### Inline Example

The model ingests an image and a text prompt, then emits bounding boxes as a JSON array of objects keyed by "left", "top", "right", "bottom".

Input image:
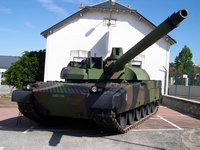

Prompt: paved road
[{"left": 0, "top": 106, "right": 200, "bottom": 150}]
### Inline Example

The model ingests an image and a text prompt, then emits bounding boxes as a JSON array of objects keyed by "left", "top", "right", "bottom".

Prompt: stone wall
[{"left": 162, "top": 95, "right": 200, "bottom": 115}]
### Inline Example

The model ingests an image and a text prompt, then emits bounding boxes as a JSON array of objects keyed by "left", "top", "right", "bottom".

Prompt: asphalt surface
[{"left": 0, "top": 106, "right": 200, "bottom": 150}]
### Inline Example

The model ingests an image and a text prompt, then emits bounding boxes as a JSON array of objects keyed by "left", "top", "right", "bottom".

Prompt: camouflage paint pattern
[{"left": 29, "top": 80, "right": 161, "bottom": 119}]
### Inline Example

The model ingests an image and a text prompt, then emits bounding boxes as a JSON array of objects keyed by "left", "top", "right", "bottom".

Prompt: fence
[
  {"left": 174, "top": 77, "right": 200, "bottom": 86},
  {"left": 169, "top": 71, "right": 200, "bottom": 100}
]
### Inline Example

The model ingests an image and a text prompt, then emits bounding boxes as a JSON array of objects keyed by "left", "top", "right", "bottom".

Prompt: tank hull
[{"left": 12, "top": 81, "right": 161, "bottom": 133}]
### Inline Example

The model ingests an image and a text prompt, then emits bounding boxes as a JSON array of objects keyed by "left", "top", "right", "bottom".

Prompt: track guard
[{"left": 12, "top": 90, "right": 33, "bottom": 103}]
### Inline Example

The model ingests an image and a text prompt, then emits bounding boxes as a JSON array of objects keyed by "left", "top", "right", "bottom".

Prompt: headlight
[
  {"left": 22, "top": 84, "right": 32, "bottom": 90},
  {"left": 91, "top": 86, "right": 97, "bottom": 92},
  {"left": 91, "top": 86, "right": 104, "bottom": 93},
  {"left": 26, "top": 84, "right": 31, "bottom": 90}
]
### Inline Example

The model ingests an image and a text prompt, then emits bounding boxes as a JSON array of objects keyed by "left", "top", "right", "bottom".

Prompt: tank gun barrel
[{"left": 108, "top": 9, "right": 188, "bottom": 74}]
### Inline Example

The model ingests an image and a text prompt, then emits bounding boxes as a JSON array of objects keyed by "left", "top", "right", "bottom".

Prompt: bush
[{"left": 4, "top": 50, "right": 45, "bottom": 88}]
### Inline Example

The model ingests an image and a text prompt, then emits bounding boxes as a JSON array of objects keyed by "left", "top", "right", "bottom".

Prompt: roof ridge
[
  {"left": 90, "top": 0, "right": 132, "bottom": 10},
  {"left": 0, "top": 55, "right": 19, "bottom": 57},
  {"left": 40, "top": 0, "right": 175, "bottom": 44}
]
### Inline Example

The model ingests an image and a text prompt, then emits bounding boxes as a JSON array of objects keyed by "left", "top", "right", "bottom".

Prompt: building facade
[{"left": 41, "top": 1, "right": 176, "bottom": 94}]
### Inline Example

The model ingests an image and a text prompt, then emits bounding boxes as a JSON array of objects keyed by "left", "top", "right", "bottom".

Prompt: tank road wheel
[
  {"left": 146, "top": 104, "right": 151, "bottom": 115},
  {"left": 127, "top": 109, "right": 135, "bottom": 125},
  {"left": 150, "top": 102, "right": 156, "bottom": 113},
  {"left": 117, "top": 112, "right": 127, "bottom": 129},
  {"left": 135, "top": 108, "right": 141, "bottom": 121},
  {"left": 141, "top": 106, "right": 147, "bottom": 118}
]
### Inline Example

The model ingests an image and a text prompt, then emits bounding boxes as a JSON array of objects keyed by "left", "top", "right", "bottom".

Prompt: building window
[
  {"left": 1, "top": 72, "right": 4, "bottom": 78},
  {"left": 131, "top": 60, "right": 142, "bottom": 68},
  {"left": 70, "top": 50, "right": 88, "bottom": 62},
  {"left": 73, "top": 57, "right": 86, "bottom": 62}
]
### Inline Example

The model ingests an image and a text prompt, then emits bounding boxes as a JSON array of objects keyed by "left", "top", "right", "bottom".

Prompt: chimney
[
  {"left": 111, "top": 0, "right": 115, "bottom": 5},
  {"left": 79, "top": 3, "right": 85, "bottom": 10}
]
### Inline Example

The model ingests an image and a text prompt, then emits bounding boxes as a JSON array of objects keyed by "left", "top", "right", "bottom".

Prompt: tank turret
[{"left": 60, "top": 9, "right": 188, "bottom": 82}]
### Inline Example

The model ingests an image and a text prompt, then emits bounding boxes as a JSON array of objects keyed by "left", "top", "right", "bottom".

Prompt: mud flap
[
  {"left": 88, "top": 94, "right": 113, "bottom": 109},
  {"left": 12, "top": 90, "right": 33, "bottom": 103}
]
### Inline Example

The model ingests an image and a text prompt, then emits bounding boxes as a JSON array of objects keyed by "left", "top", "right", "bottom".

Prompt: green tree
[
  {"left": 174, "top": 45, "right": 193, "bottom": 76},
  {"left": 4, "top": 49, "right": 46, "bottom": 88},
  {"left": 169, "top": 62, "right": 176, "bottom": 78}
]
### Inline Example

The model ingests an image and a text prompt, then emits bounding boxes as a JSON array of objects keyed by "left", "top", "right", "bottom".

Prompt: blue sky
[{"left": 0, "top": 0, "right": 199, "bottom": 63}]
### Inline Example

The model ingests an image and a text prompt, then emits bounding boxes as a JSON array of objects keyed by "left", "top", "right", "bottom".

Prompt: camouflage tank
[{"left": 12, "top": 9, "right": 188, "bottom": 133}]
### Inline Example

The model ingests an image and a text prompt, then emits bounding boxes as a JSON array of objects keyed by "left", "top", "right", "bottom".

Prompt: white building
[
  {"left": 41, "top": 0, "right": 176, "bottom": 94},
  {"left": 0, "top": 56, "right": 19, "bottom": 84}
]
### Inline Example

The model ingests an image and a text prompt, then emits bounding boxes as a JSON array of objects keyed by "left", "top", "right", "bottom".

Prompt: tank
[{"left": 12, "top": 9, "right": 188, "bottom": 133}]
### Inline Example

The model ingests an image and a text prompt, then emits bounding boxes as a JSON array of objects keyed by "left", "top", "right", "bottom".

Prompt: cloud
[
  {"left": 61, "top": 0, "right": 93, "bottom": 5},
  {"left": 25, "top": 22, "right": 34, "bottom": 28},
  {"left": 37, "top": 0, "right": 67, "bottom": 17},
  {"left": 0, "top": 6, "right": 11, "bottom": 13},
  {"left": 0, "top": 28, "right": 16, "bottom": 32}
]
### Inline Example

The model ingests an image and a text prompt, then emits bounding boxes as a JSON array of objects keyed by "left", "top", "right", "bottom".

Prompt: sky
[{"left": 0, "top": 0, "right": 199, "bottom": 63}]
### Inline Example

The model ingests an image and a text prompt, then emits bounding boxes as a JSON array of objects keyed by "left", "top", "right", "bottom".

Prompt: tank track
[
  {"left": 92, "top": 103, "right": 159, "bottom": 133},
  {"left": 17, "top": 103, "right": 57, "bottom": 125},
  {"left": 17, "top": 102, "right": 158, "bottom": 133}
]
